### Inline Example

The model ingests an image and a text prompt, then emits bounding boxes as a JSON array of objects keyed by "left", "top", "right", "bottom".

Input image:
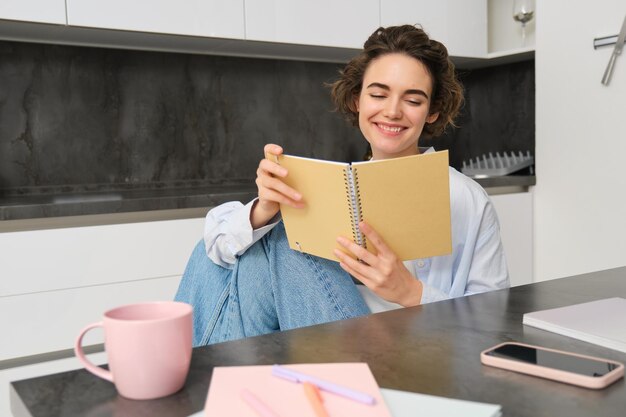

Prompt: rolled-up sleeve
[{"left": 204, "top": 199, "right": 280, "bottom": 268}]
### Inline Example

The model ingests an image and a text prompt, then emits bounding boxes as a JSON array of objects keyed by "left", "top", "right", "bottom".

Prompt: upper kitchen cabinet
[
  {"left": 0, "top": 0, "right": 66, "bottom": 25},
  {"left": 245, "top": 0, "right": 379, "bottom": 49},
  {"left": 65, "top": 0, "right": 245, "bottom": 39},
  {"left": 381, "top": 0, "right": 488, "bottom": 58}
]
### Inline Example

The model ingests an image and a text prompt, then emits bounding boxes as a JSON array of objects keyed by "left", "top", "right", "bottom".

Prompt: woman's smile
[
  {"left": 375, "top": 122, "right": 406, "bottom": 135},
  {"left": 357, "top": 53, "right": 439, "bottom": 160}
]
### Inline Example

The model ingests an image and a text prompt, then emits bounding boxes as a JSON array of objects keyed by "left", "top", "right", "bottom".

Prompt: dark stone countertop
[
  {"left": 0, "top": 181, "right": 258, "bottom": 221},
  {"left": 0, "top": 176, "right": 535, "bottom": 221},
  {"left": 10, "top": 266, "right": 626, "bottom": 417},
  {"left": 472, "top": 174, "right": 536, "bottom": 189}
]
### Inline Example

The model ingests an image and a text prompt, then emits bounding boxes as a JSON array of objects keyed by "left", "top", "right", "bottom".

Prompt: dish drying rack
[{"left": 461, "top": 151, "right": 534, "bottom": 177}]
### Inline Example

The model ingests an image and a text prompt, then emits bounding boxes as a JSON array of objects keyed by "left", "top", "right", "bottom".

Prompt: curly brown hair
[{"left": 330, "top": 24, "right": 464, "bottom": 138}]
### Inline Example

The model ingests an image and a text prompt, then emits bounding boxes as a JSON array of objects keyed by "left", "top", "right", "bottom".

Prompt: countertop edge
[{"left": 0, "top": 176, "right": 535, "bottom": 226}]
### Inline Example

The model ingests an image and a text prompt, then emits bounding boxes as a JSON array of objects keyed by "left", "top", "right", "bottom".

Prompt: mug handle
[{"left": 74, "top": 322, "right": 113, "bottom": 382}]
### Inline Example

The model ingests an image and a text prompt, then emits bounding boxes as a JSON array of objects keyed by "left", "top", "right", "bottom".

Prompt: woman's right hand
[{"left": 250, "top": 144, "right": 304, "bottom": 229}]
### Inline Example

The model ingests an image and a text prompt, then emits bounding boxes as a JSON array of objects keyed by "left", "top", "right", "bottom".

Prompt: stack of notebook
[{"left": 200, "top": 362, "right": 501, "bottom": 417}]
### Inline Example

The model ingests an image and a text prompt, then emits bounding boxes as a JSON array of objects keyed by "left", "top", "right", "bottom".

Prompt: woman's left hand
[{"left": 334, "top": 221, "right": 423, "bottom": 307}]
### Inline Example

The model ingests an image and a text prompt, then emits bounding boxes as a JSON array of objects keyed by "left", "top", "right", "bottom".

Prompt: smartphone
[{"left": 480, "top": 341, "right": 624, "bottom": 389}]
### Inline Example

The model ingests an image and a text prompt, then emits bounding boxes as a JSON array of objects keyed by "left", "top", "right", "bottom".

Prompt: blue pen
[{"left": 271, "top": 365, "right": 376, "bottom": 405}]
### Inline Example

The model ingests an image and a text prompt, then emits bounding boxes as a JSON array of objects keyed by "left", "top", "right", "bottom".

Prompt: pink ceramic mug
[{"left": 74, "top": 301, "right": 193, "bottom": 400}]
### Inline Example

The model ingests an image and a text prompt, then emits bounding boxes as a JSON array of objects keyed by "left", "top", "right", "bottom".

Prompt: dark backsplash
[
  {"left": 427, "top": 60, "right": 536, "bottom": 169},
  {"left": 0, "top": 40, "right": 534, "bottom": 193}
]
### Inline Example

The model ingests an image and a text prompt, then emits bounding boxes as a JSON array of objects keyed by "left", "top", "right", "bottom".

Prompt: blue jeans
[{"left": 174, "top": 222, "right": 370, "bottom": 346}]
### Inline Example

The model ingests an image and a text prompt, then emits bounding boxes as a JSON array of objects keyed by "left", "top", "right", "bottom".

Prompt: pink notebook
[{"left": 204, "top": 362, "right": 392, "bottom": 417}]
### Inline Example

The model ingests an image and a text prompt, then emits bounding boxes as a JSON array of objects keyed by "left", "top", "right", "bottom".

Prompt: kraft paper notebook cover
[
  {"left": 523, "top": 297, "right": 626, "bottom": 353},
  {"left": 203, "top": 362, "right": 392, "bottom": 417},
  {"left": 276, "top": 150, "right": 452, "bottom": 261}
]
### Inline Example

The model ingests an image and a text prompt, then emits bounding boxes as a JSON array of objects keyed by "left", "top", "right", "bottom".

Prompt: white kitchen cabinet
[
  {"left": 0, "top": 218, "right": 204, "bottom": 297},
  {"left": 244, "top": 0, "right": 379, "bottom": 49},
  {"left": 490, "top": 191, "right": 534, "bottom": 287},
  {"left": 0, "top": 0, "right": 66, "bottom": 25},
  {"left": 0, "top": 217, "right": 204, "bottom": 362},
  {"left": 0, "top": 276, "right": 181, "bottom": 361},
  {"left": 381, "top": 0, "right": 488, "bottom": 58},
  {"left": 0, "top": 1, "right": 525, "bottom": 66},
  {"left": 66, "top": 0, "right": 244, "bottom": 39}
]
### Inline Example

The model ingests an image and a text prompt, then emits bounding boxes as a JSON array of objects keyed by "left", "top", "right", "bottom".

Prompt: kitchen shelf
[
  {"left": 454, "top": 46, "right": 535, "bottom": 69},
  {"left": 1, "top": 18, "right": 534, "bottom": 67}
]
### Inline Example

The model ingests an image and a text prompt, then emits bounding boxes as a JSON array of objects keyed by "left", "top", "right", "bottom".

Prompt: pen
[
  {"left": 271, "top": 365, "right": 376, "bottom": 405},
  {"left": 241, "top": 389, "right": 282, "bottom": 417},
  {"left": 303, "top": 382, "right": 331, "bottom": 417}
]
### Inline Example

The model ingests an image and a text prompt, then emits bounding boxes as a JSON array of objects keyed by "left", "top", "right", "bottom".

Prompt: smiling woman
[
  {"left": 175, "top": 24, "right": 509, "bottom": 347},
  {"left": 356, "top": 54, "right": 439, "bottom": 160},
  {"left": 330, "top": 25, "right": 463, "bottom": 140}
]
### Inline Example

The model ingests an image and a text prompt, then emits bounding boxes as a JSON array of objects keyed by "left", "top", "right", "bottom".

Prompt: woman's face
[{"left": 356, "top": 53, "right": 439, "bottom": 160}]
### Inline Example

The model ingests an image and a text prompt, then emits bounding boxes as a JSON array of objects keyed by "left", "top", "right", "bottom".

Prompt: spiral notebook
[
  {"left": 276, "top": 150, "right": 452, "bottom": 261},
  {"left": 196, "top": 363, "right": 500, "bottom": 417}
]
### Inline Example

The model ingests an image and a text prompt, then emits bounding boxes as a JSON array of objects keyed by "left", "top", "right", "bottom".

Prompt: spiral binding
[{"left": 344, "top": 167, "right": 366, "bottom": 249}]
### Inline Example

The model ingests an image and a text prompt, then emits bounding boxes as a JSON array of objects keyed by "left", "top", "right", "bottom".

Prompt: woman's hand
[
  {"left": 333, "top": 221, "right": 423, "bottom": 307},
  {"left": 250, "top": 144, "right": 304, "bottom": 229}
]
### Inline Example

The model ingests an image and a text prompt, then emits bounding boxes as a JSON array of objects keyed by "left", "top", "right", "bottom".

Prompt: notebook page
[
  {"left": 278, "top": 154, "right": 355, "bottom": 261},
  {"left": 353, "top": 151, "right": 452, "bottom": 261}
]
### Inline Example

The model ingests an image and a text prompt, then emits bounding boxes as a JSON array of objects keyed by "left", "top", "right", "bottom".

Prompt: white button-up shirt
[{"left": 203, "top": 166, "right": 509, "bottom": 313}]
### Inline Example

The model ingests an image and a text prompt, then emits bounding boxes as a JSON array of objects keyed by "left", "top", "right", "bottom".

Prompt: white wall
[{"left": 535, "top": 0, "right": 626, "bottom": 281}]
